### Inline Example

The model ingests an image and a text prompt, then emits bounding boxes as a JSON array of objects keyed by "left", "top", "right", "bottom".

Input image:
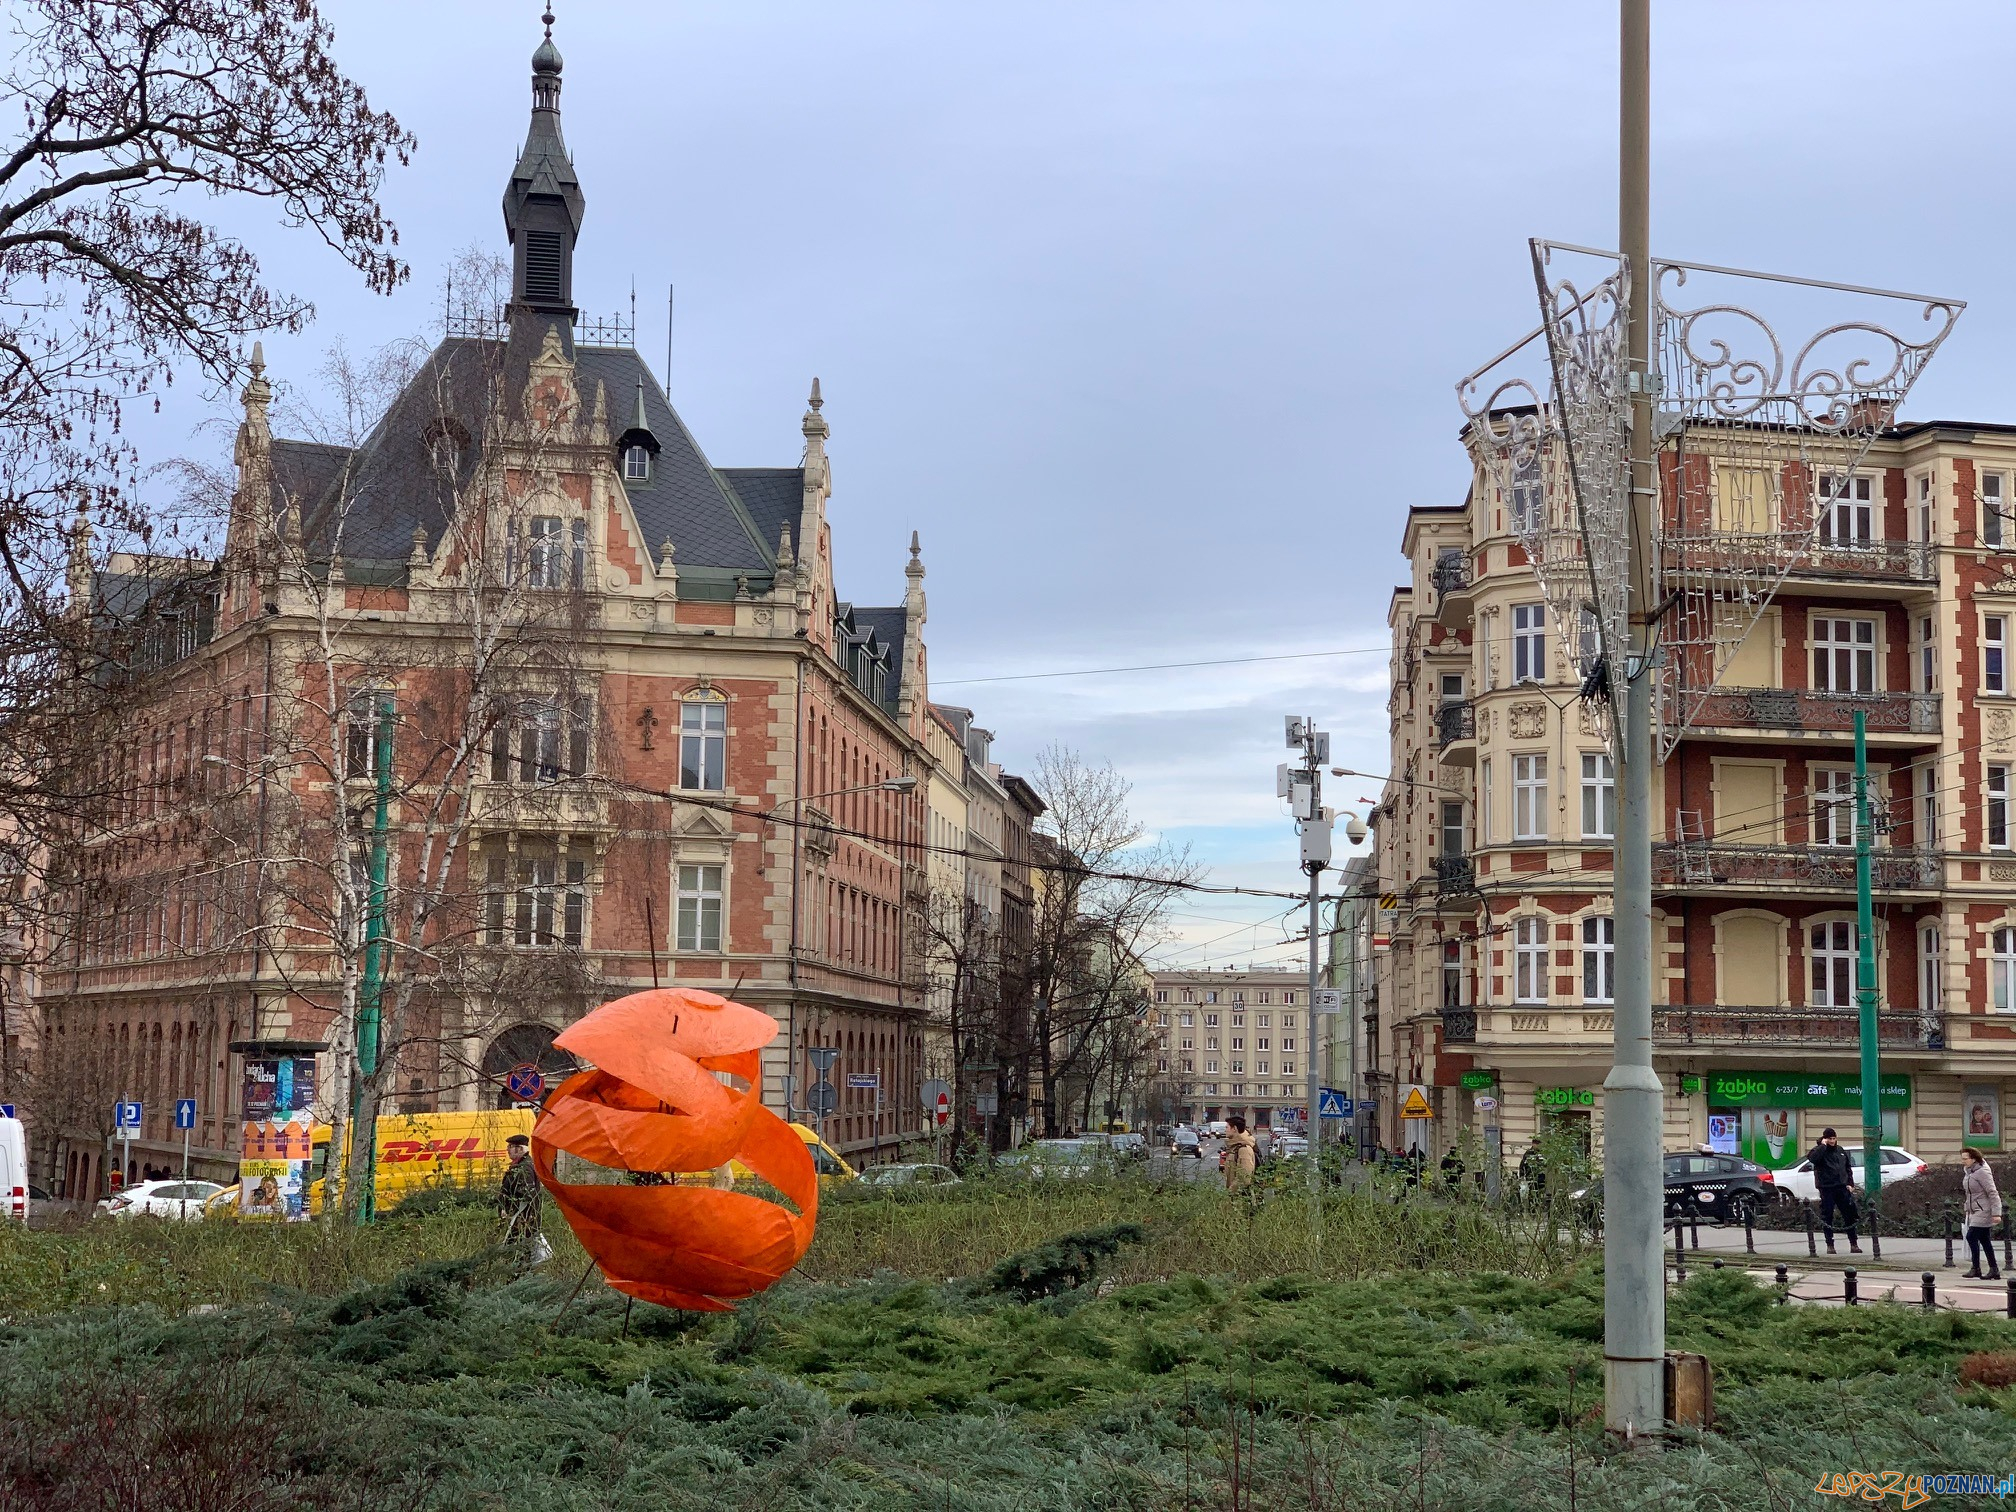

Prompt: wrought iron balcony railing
[
  {"left": 1434, "top": 855, "right": 1476, "bottom": 895},
  {"left": 1439, "top": 1006, "right": 1477, "bottom": 1044},
  {"left": 1436, "top": 701, "right": 1476, "bottom": 749},
  {"left": 1432, "top": 556, "right": 1470, "bottom": 596},
  {"left": 1687, "top": 687, "right": 1939, "bottom": 737},
  {"left": 1654, "top": 842, "right": 1940, "bottom": 892},
  {"left": 1653, "top": 1006, "right": 1946, "bottom": 1051}
]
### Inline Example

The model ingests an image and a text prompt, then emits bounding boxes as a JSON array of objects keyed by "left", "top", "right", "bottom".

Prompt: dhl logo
[{"left": 379, "top": 1137, "right": 505, "bottom": 1164}]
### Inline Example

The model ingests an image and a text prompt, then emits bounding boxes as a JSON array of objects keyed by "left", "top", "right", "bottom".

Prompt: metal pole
[
  {"left": 353, "top": 695, "right": 395, "bottom": 1225},
  {"left": 1603, "top": 0, "right": 1666, "bottom": 1438},
  {"left": 1853, "top": 711, "right": 1883, "bottom": 1200},
  {"left": 1307, "top": 852, "right": 1322, "bottom": 1199}
]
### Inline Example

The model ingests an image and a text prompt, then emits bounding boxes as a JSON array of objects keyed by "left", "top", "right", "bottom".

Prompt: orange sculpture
[{"left": 531, "top": 986, "right": 817, "bottom": 1311}]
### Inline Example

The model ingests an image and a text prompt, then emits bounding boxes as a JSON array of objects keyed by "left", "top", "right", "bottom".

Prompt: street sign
[
  {"left": 846, "top": 1072, "right": 880, "bottom": 1090},
  {"left": 506, "top": 1063, "right": 546, "bottom": 1103},
  {"left": 1400, "top": 1086, "right": 1434, "bottom": 1119},
  {"left": 918, "top": 1078, "right": 950, "bottom": 1111},
  {"left": 0, "top": 1103, "right": 13, "bottom": 1119},
  {"left": 115, "top": 1101, "right": 142, "bottom": 1130},
  {"left": 1317, "top": 1089, "right": 1353, "bottom": 1119},
  {"left": 807, "top": 1081, "right": 838, "bottom": 1115},
  {"left": 975, "top": 1091, "right": 999, "bottom": 1116},
  {"left": 1312, "top": 988, "right": 1343, "bottom": 1014},
  {"left": 1358, "top": 1097, "right": 1379, "bottom": 1112},
  {"left": 807, "top": 1046, "right": 841, "bottom": 1073},
  {"left": 933, "top": 1092, "right": 951, "bottom": 1127},
  {"left": 174, "top": 1098, "right": 197, "bottom": 1131}
]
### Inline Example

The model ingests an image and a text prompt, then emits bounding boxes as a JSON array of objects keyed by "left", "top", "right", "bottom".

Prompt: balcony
[
  {"left": 1685, "top": 687, "right": 1939, "bottom": 741},
  {"left": 467, "top": 781, "right": 613, "bottom": 835},
  {"left": 1653, "top": 1006, "right": 1946, "bottom": 1052},
  {"left": 1439, "top": 1006, "right": 1477, "bottom": 1044},
  {"left": 1653, "top": 842, "right": 1940, "bottom": 894},
  {"left": 1667, "top": 532, "right": 1936, "bottom": 594},
  {"left": 1435, "top": 701, "right": 1477, "bottom": 766},
  {"left": 1432, "top": 555, "right": 1475, "bottom": 629},
  {"left": 1434, "top": 854, "right": 1476, "bottom": 897}
]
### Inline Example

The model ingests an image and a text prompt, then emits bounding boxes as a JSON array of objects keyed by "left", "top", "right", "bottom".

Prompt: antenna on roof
[{"left": 664, "top": 283, "right": 675, "bottom": 394}]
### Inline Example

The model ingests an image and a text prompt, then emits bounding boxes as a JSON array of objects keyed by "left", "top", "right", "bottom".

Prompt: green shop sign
[
  {"left": 1459, "top": 1071, "right": 1497, "bottom": 1090},
  {"left": 1706, "top": 1071, "right": 1911, "bottom": 1110},
  {"left": 1535, "top": 1087, "right": 1595, "bottom": 1107}
]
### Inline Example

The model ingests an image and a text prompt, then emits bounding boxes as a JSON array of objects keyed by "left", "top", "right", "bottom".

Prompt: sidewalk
[{"left": 1669, "top": 1221, "right": 2014, "bottom": 1314}]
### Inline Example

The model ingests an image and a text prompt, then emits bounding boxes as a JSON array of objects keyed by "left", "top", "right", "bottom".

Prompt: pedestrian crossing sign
[{"left": 1400, "top": 1086, "right": 1434, "bottom": 1119}]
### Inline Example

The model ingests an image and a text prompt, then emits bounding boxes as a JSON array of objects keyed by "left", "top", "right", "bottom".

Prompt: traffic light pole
[
  {"left": 1854, "top": 712, "right": 1883, "bottom": 1199},
  {"left": 1602, "top": 0, "right": 1667, "bottom": 1438}
]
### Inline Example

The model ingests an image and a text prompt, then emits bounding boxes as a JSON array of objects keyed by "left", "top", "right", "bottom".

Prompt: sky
[{"left": 136, "top": 0, "right": 2016, "bottom": 971}]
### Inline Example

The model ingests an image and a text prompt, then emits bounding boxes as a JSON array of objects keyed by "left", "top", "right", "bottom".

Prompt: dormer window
[{"left": 623, "top": 445, "right": 650, "bottom": 482}]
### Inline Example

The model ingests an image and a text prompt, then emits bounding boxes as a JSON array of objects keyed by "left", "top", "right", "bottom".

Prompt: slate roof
[{"left": 259, "top": 318, "right": 797, "bottom": 582}]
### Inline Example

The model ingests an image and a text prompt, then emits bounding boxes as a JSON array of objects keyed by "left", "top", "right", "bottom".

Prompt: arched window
[
  {"left": 481, "top": 1023, "right": 580, "bottom": 1111},
  {"left": 679, "top": 693, "right": 727, "bottom": 791}
]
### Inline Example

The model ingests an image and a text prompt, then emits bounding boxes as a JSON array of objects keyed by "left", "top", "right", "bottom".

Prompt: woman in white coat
[{"left": 1962, "top": 1148, "right": 2002, "bottom": 1281}]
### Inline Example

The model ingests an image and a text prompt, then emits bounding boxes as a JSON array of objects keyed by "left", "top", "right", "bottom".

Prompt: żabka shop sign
[{"left": 1706, "top": 1072, "right": 1911, "bottom": 1110}]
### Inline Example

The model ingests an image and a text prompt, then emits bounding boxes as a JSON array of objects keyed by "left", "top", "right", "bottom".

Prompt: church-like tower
[{"left": 502, "top": 8, "right": 586, "bottom": 319}]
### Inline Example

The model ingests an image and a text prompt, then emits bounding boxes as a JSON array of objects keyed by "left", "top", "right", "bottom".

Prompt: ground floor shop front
[{"left": 1384, "top": 1052, "right": 2016, "bottom": 1175}]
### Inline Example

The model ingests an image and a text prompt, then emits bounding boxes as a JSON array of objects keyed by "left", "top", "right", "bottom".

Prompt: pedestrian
[
  {"left": 1222, "top": 1116, "right": 1257, "bottom": 1192},
  {"left": 498, "top": 1132, "right": 547, "bottom": 1262},
  {"left": 1440, "top": 1147, "right": 1465, "bottom": 1189},
  {"left": 1805, "top": 1126, "right": 1861, "bottom": 1254},
  {"left": 1962, "top": 1148, "right": 2003, "bottom": 1280}
]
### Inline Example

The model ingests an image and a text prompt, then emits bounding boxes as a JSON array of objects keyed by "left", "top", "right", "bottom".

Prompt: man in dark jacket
[
  {"left": 1806, "top": 1126, "right": 1860, "bottom": 1254},
  {"left": 499, "top": 1133, "right": 543, "bottom": 1251}
]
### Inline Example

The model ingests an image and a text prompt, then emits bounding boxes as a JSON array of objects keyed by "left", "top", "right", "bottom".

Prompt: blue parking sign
[
  {"left": 175, "top": 1098, "right": 197, "bottom": 1131},
  {"left": 115, "top": 1101, "right": 142, "bottom": 1130}
]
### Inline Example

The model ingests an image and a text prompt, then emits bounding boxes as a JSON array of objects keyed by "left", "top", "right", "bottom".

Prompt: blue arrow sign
[
  {"left": 115, "top": 1101, "right": 142, "bottom": 1130},
  {"left": 0, "top": 1103, "right": 14, "bottom": 1119},
  {"left": 174, "top": 1098, "right": 197, "bottom": 1131},
  {"left": 1317, "top": 1089, "right": 1353, "bottom": 1119}
]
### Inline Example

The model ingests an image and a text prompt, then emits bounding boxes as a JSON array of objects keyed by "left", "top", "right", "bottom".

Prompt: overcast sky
[{"left": 146, "top": 1, "right": 2016, "bottom": 969}]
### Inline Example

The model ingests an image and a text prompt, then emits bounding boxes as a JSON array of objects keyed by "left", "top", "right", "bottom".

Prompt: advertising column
[{"left": 239, "top": 1055, "right": 318, "bottom": 1218}]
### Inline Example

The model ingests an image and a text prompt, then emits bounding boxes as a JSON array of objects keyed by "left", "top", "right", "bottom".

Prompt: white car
[
  {"left": 857, "top": 1163, "right": 961, "bottom": 1188},
  {"left": 1770, "top": 1146, "right": 1926, "bottom": 1204},
  {"left": 1274, "top": 1135, "right": 1311, "bottom": 1158},
  {"left": 98, "top": 1179, "right": 226, "bottom": 1220}
]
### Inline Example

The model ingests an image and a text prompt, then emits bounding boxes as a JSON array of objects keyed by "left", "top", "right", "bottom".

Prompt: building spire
[{"left": 504, "top": 4, "right": 585, "bottom": 318}]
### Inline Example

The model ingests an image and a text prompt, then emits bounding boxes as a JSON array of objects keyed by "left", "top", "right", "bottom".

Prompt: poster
[
  {"left": 1706, "top": 1114, "right": 1739, "bottom": 1155},
  {"left": 1965, "top": 1085, "right": 2002, "bottom": 1151}
]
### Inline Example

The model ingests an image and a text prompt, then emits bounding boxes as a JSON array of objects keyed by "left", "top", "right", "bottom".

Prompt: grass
[{"left": 4, "top": 1179, "right": 2016, "bottom": 1508}]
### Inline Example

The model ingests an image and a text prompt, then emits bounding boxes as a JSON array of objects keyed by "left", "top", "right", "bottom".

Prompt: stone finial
[
  {"left": 777, "top": 521, "right": 795, "bottom": 572},
  {"left": 802, "top": 376, "right": 828, "bottom": 443},
  {"left": 282, "top": 497, "right": 303, "bottom": 547},
  {"left": 408, "top": 525, "right": 429, "bottom": 568},
  {"left": 658, "top": 538, "right": 676, "bottom": 573},
  {"left": 64, "top": 494, "right": 91, "bottom": 607},
  {"left": 735, "top": 572, "right": 751, "bottom": 601},
  {"left": 903, "top": 529, "right": 926, "bottom": 619},
  {"left": 907, "top": 529, "right": 924, "bottom": 579}
]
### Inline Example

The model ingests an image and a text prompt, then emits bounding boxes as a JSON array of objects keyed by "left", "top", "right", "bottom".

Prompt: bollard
[
  {"left": 1844, "top": 1268, "right": 1859, "bottom": 1307},
  {"left": 1744, "top": 1204, "right": 1756, "bottom": 1255},
  {"left": 1691, "top": 1215, "right": 1701, "bottom": 1250},
  {"left": 1774, "top": 1262, "right": 1790, "bottom": 1303},
  {"left": 1712, "top": 1258, "right": 1724, "bottom": 1270},
  {"left": 2007, "top": 1277, "right": 2016, "bottom": 1320},
  {"left": 1923, "top": 1272, "right": 1937, "bottom": 1311},
  {"left": 1673, "top": 1222, "right": 1687, "bottom": 1282},
  {"left": 1804, "top": 1200, "right": 1818, "bottom": 1258},
  {"left": 2005, "top": 1202, "right": 2013, "bottom": 1274},
  {"left": 1945, "top": 1204, "right": 1956, "bottom": 1270}
]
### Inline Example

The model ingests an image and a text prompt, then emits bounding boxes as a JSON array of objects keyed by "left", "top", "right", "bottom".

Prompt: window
[
  {"left": 343, "top": 689, "right": 392, "bottom": 781},
  {"left": 1991, "top": 765, "right": 2010, "bottom": 850},
  {"left": 1580, "top": 752, "right": 1616, "bottom": 840},
  {"left": 1916, "top": 472, "right": 1935, "bottom": 545},
  {"left": 1206, "top": 1036, "right": 1220, "bottom": 1051},
  {"left": 1178, "top": 1011, "right": 1193, "bottom": 1027},
  {"left": 1510, "top": 455, "right": 1542, "bottom": 534},
  {"left": 1919, "top": 923, "right": 1942, "bottom": 1015},
  {"left": 1812, "top": 769, "right": 1856, "bottom": 847},
  {"left": 1987, "top": 615, "right": 2007, "bottom": 695},
  {"left": 623, "top": 445, "right": 651, "bottom": 482},
  {"left": 679, "top": 696, "right": 727, "bottom": 791},
  {"left": 1812, "top": 617, "right": 1876, "bottom": 693},
  {"left": 1231, "top": 1037, "right": 1245, "bottom": 1051},
  {"left": 1809, "top": 920, "right": 1855, "bottom": 1008},
  {"left": 1441, "top": 801, "right": 1465, "bottom": 858},
  {"left": 1994, "top": 927, "right": 2016, "bottom": 1012},
  {"left": 1205, "top": 1060, "right": 1220, "bottom": 1075},
  {"left": 1986, "top": 472, "right": 2008, "bottom": 548},
  {"left": 511, "top": 515, "right": 588, "bottom": 589},
  {"left": 1204, "top": 1012, "right": 1219, "bottom": 1026},
  {"left": 1514, "top": 917, "right": 1547, "bottom": 1003},
  {"left": 1918, "top": 764, "right": 1939, "bottom": 849},
  {"left": 1281, "top": 1037, "right": 1295, "bottom": 1052},
  {"left": 1817, "top": 473, "right": 1874, "bottom": 544},
  {"left": 676, "top": 863, "right": 724, "bottom": 952},
  {"left": 1480, "top": 758, "right": 1493, "bottom": 845},
  {"left": 1283, "top": 992, "right": 1295, "bottom": 1005},
  {"left": 1440, "top": 673, "right": 1465, "bottom": 703},
  {"left": 1256, "top": 1037, "right": 1270, "bottom": 1050},
  {"left": 1258, "top": 1012, "right": 1271, "bottom": 1026},
  {"left": 512, "top": 855, "right": 587, "bottom": 948},
  {"left": 1917, "top": 616, "right": 1938, "bottom": 693},
  {"left": 1513, "top": 754, "right": 1548, "bottom": 841},
  {"left": 1441, "top": 939, "right": 1462, "bottom": 1008},
  {"left": 1206, "top": 991, "right": 1218, "bottom": 1004},
  {"left": 1581, "top": 916, "right": 1615, "bottom": 1003},
  {"left": 491, "top": 696, "right": 591, "bottom": 784},
  {"left": 1155, "top": 989, "right": 1168, "bottom": 1003},
  {"left": 1512, "top": 603, "right": 1547, "bottom": 683},
  {"left": 1281, "top": 1061, "right": 1295, "bottom": 1077}
]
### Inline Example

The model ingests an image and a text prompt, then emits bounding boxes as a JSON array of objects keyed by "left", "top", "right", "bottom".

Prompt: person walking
[
  {"left": 1806, "top": 1127, "right": 1860, "bottom": 1254},
  {"left": 1962, "top": 1148, "right": 2003, "bottom": 1280},
  {"left": 498, "top": 1133, "right": 547, "bottom": 1262},
  {"left": 1222, "top": 1116, "right": 1257, "bottom": 1192}
]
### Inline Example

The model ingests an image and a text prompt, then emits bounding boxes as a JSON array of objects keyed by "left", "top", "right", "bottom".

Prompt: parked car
[
  {"left": 98, "top": 1179, "right": 226, "bottom": 1221},
  {"left": 1273, "top": 1135, "right": 1310, "bottom": 1158},
  {"left": 998, "top": 1139, "right": 1104, "bottom": 1178},
  {"left": 1770, "top": 1146, "right": 1926, "bottom": 1204},
  {"left": 1107, "top": 1132, "right": 1148, "bottom": 1160},
  {"left": 857, "top": 1163, "right": 961, "bottom": 1188},
  {"left": 0, "top": 1115, "right": 27, "bottom": 1222},
  {"left": 1572, "top": 1152, "right": 1778, "bottom": 1225}
]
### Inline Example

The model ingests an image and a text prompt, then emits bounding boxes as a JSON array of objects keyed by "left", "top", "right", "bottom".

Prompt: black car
[{"left": 1573, "top": 1151, "right": 1778, "bottom": 1225}]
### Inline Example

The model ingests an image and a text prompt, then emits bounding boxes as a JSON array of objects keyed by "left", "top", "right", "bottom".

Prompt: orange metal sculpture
[{"left": 531, "top": 987, "right": 817, "bottom": 1311}]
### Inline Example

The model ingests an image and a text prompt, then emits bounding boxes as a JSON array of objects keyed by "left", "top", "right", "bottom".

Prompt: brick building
[
  {"left": 1374, "top": 416, "right": 2016, "bottom": 1173},
  {"left": 30, "top": 22, "right": 1017, "bottom": 1193}
]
